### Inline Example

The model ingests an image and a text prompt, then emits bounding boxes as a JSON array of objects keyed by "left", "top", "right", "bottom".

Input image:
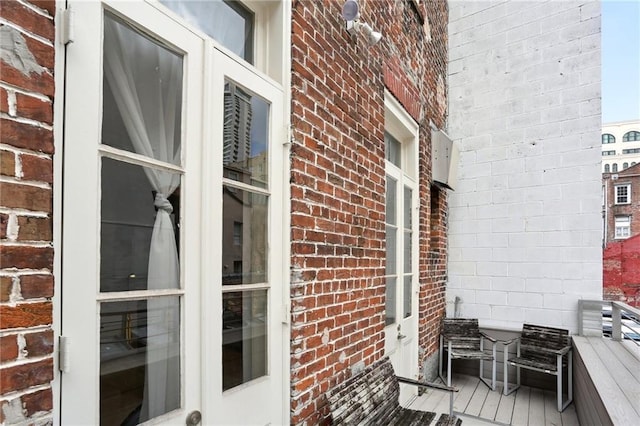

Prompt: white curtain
[{"left": 104, "top": 18, "right": 181, "bottom": 421}]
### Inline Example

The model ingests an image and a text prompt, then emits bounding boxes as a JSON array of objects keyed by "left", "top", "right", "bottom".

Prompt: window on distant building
[
  {"left": 613, "top": 163, "right": 619, "bottom": 172},
  {"left": 602, "top": 134, "right": 615, "bottom": 144},
  {"left": 623, "top": 162, "right": 629, "bottom": 169},
  {"left": 615, "top": 184, "right": 631, "bottom": 204},
  {"left": 602, "top": 150, "right": 616, "bottom": 156},
  {"left": 615, "top": 216, "right": 631, "bottom": 239},
  {"left": 622, "top": 148, "right": 640, "bottom": 154},
  {"left": 623, "top": 131, "right": 640, "bottom": 142},
  {"left": 633, "top": 162, "right": 637, "bottom": 167},
  {"left": 604, "top": 164, "right": 610, "bottom": 172}
]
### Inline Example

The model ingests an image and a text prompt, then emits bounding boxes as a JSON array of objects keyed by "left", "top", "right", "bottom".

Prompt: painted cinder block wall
[
  {"left": 447, "top": 0, "right": 603, "bottom": 332},
  {"left": 0, "top": 0, "right": 56, "bottom": 423},
  {"left": 289, "top": 0, "right": 449, "bottom": 424}
]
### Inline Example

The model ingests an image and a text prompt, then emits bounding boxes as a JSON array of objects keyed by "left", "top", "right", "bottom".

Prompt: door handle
[
  {"left": 186, "top": 410, "right": 202, "bottom": 426},
  {"left": 397, "top": 324, "right": 407, "bottom": 340}
]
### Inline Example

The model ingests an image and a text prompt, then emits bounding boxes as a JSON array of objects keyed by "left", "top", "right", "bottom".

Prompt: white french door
[
  {"left": 61, "top": 1, "right": 286, "bottom": 424},
  {"left": 383, "top": 96, "right": 420, "bottom": 405}
]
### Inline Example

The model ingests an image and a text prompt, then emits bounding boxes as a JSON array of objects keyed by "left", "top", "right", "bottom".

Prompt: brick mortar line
[
  {"left": 0, "top": 18, "right": 54, "bottom": 48},
  {"left": 17, "top": 0, "right": 55, "bottom": 20},
  {"left": 0, "top": 176, "right": 51, "bottom": 189},
  {"left": 0, "top": 208, "right": 49, "bottom": 218},
  {"left": 0, "top": 380, "right": 52, "bottom": 400},
  {"left": 0, "top": 82, "right": 52, "bottom": 103},
  {"left": 0, "top": 113, "right": 53, "bottom": 131},
  {"left": 0, "top": 144, "right": 53, "bottom": 159},
  {"left": 0, "top": 325, "right": 53, "bottom": 339}
]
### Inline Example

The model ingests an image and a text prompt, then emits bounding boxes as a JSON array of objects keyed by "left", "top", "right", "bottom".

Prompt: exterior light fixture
[{"left": 341, "top": 0, "right": 383, "bottom": 46}]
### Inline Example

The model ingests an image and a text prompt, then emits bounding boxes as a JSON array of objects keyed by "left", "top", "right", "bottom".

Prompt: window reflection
[
  {"left": 100, "top": 298, "right": 180, "bottom": 425},
  {"left": 223, "top": 81, "right": 269, "bottom": 188},
  {"left": 222, "top": 186, "right": 267, "bottom": 285},
  {"left": 222, "top": 290, "right": 267, "bottom": 390},
  {"left": 101, "top": 159, "right": 180, "bottom": 292},
  {"left": 161, "top": 0, "right": 254, "bottom": 63}
]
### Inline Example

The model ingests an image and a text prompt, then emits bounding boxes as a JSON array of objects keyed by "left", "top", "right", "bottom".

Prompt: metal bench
[
  {"left": 503, "top": 323, "right": 573, "bottom": 412},
  {"left": 326, "top": 356, "right": 462, "bottom": 425},
  {"left": 439, "top": 318, "right": 497, "bottom": 391}
]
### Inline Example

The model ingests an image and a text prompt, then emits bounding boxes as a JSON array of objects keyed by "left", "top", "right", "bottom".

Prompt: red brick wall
[
  {"left": 289, "top": 1, "right": 448, "bottom": 424},
  {"left": 0, "top": 1, "right": 56, "bottom": 423},
  {"left": 603, "top": 234, "right": 640, "bottom": 307}
]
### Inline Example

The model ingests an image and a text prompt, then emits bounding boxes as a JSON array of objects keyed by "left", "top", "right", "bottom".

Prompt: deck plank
[
  {"left": 560, "top": 403, "right": 579, "bottom": 426},
  {"left": 494, "top": 385, "right": 516, "bottom": 425},
  {"left": 527, "top": 388, "right": 545, "bottom": 426},
  {"left": 465, "top": 382, "right": 490, "bottom": 417},
  {"left": 542, "top": 389, "right": 562, "bottom": 426},
  {"left": 407, "top": 374, "right": 579, "bottom": 425},
  {"left": 588, "top": 337, "right": 640, "bottom": 416},
  {"left": 479, "top": 383, "right": 503, "bottom": 422},
  {"left": 572, "top": 336, "right": 640, "bottom": 425},
  {"left": 511, "top": 386, "right": 530, "bottom": 426},
  {"left": 453, "top": 374, "right": 478, "bottom": 413}
]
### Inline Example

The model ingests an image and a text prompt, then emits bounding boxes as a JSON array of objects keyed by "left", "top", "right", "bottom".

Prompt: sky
[{"left": 602, "top": 0, "right": 640, "bottom": 123}]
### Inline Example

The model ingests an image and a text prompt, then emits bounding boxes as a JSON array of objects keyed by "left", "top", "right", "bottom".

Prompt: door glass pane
[
  {"left": 100, "top": 297, "right": 180, "bottom": 425},
  {"left": 222, "top": 186, "right": 268, "bottom": 285},
  {"left": 223, "top": 81, "right": 269, "bottom": 189},
  {"left": 385, "top": 277, "right": 396, "bottom": 326},
  {"left": 103, "top": 14, "right": 183, "bottom": 166},
  {"left": 385, "top": 132, "right": 401, "bottom": 167},
  {"left": 161, "top": 0, "right": 254, "bottom": 63},
  {"left": 223, "top": 290, "right": 268, "bottom": 390},
  {"left": 385, "top": 225, "right": 397, "bottom": 275},
  {"left": 403, "top": 275, "right": 412, "bottom": 318},
  {"left": 386, "top": 176, "right": 397, "bottom": 225},
  {"left": 101, "top": 158, "right": 180, "bottom": 292}
]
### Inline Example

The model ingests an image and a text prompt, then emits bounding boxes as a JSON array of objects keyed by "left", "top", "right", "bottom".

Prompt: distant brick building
[
  {"left": 603, "top": 162, "right": 640, "bottom": 245},
  {"left": 602, "top": 162, "right": 640, "bottom": 307},
  {"left": 603, "top": 234, "right": 640, "bottom": 307}
]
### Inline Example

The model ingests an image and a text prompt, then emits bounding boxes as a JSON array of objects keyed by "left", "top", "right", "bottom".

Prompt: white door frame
[{"left": 60, "top": 1, "right": 290, "bottom": 424}]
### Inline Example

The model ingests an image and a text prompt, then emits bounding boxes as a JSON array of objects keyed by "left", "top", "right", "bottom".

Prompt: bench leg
[
  {"left": 556, "top": 350, "right": 574, "bottom": 412},
  {"left": 503, "top": 342, "right": 520, "bottom": 396},
  {"left": 478, "top": 342, "right": 496, "bottom": 391}
]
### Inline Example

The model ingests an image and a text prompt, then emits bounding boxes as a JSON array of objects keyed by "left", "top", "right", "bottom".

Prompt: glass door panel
[
  {"left": 99, "top": 12, "right": 185, "bottom": 424},
  {"left": 62, "top": 2, "right": 204, "bottom": 424}
]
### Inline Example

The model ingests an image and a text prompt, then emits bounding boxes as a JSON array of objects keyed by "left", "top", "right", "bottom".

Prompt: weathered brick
[
  {"left": 0, "top": 1, "right": 55, "bottom": 42},
  {"left": 24, "top": 329, "right": 54, "bottom": 357},
  {"left": 0, "top": 182, "right": 52, "bottom": 212},
  {"left": 0, "top": 275, "right": 13, "bottom": 302},
  {"left": 0, "top": 358, "right": 53, "bottom": 394},
  {"left": 0, "top": 150, "right": 15, "bottom": 177},
  {"left": 0, "top": 87, "right": 8, "bottom": 114},
  {"left": 27, "top": 1, "right": 56, "bottom": 18},
  {"left": 0, "top": 334, "right": 19, "bottom": 362},
  {"left": 17, "top": 216, "right": 52, "bottom": 242},
  {"left": 22, "top": 387, "right": 53, "bottom": 417},
  {"left": 20, "top": 154, "right": 53, "bottom": 184},
  {"left": 0, "top": 213, "right": 7, "bottom": 240},
  {"left": 0, "top": 245, "right": 53, "bottom": 270},
  {"left": 0, "top": 118, "right": 54, "bottom": 154},
  {"left": 20, "top": 274, "right": 53, "bottom": 299},
  {"left": 0, "top": 302, "right": 52, "bottom": 329},
  {"left": 15, "top": 93, "right": 53, "bottom": 124}
]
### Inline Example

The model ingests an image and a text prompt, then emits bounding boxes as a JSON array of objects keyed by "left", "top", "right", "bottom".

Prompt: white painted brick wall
[{"left": 447, "top": 0, "right": 602, "bottom": 333}]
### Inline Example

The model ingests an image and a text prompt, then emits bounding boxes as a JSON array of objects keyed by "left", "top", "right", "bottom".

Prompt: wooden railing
[{"left": 578, "top": 299, "right": 640, "bottom": 344}]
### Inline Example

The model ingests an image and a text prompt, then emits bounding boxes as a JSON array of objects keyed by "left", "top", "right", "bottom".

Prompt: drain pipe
[{"left": 454, "top": 296, "right": 461, "bottom": 318}]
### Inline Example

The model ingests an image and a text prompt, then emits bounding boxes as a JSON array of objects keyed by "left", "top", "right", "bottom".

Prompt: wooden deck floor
[{"left": 406, "top": 375, "right": 579, "bottom": 426}]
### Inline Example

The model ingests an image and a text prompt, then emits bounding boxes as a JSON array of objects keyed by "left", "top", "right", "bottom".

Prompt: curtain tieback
[{"left": 154, "top": 193, "right": 173, "bottom": 214}]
